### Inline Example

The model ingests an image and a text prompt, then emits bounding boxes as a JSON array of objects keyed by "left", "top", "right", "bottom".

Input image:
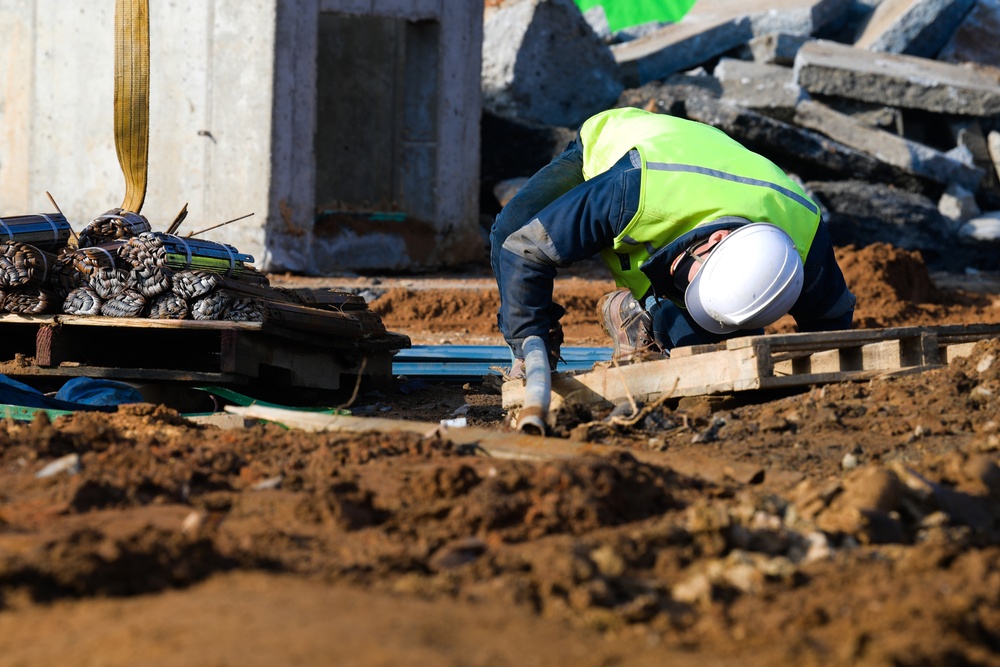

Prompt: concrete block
[
  {"left": 793, "top": 39, "right": 1000, "bottom": 116},
  {"left": 938, "top": 182, "right": 981, "bottom": 221},
  {"left": 1, "top": 0, "right": 485, "bottom": 274},
  {"left": 854, "top": 0, "right": 976, "bottom": 57},
  {"left": 0, "top": 0, "right": 34, "bottom": 213},
  {"left": 793, "top": 99, "right": 986, "bottom": 191},
  {"left": 807, "top": 179, "right": 953, "bottom": 261},
  {"left": 749, "top": 31, "right": 811, "bottom": 65},
  {"left": 612, "top": 0, "right": 851, "bottom": 85},
  {"left": 938, "top": 0, "right": 1000, "bottom": 69},
  {"left": 683, "top": 95, "right": 925, "bottom": 191},
  {"left": 989, "top": 131, "right": 1000, "bottom": 181},
  {"left": 714, "top": 58, "right": 805, "bottom": 122},
  {"left": 481, "top": 0, "right": 623, "bottom": 128},
  {"left": 959, "top": 210, "right": 1000, "bottom": 240}
]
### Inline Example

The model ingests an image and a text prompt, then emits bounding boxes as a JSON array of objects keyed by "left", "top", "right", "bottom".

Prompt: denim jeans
[{"left": 490, "top": 142, "right": 585, "bottom": 353}]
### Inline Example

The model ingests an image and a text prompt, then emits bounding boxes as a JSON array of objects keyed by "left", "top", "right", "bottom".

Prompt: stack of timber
[
  {"left": 0, "top": 209, "right": 409, "bottom": 394},
  {"left": 502, "top": 323, "right": 1000, "bottom": 412}
]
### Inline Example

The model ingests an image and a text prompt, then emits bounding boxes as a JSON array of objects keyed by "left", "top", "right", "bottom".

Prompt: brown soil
[{"left": 2, "top": 243, "right": 1000, "bottom": 666}]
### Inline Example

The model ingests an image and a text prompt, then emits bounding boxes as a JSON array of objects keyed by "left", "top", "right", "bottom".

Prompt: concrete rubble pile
[{"left": 482, "top": 0, "right": 1000, "bottom": 272}]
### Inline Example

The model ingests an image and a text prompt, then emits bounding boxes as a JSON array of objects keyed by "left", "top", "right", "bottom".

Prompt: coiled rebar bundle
[
  {"left": 147, "top": 292, "right": 189, "bottom": 319},
  {"left": 100, "top": 289, "right": 147, "bottom": 318},
  {"left": 3, "top": 287, "right": 59, "bottom": 314},
  {"left": 78, "top": 209, "right": 151, "bottom": 248},
  {"left": 0, "top": 241, "right": 57, "bottom": 289},
  {"left": 62, "top": 285, "right": 103, "bottom": 316}
]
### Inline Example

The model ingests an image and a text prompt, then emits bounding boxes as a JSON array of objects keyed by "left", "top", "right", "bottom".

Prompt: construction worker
[{"left": 491, "top": 106, "right": 855, "bottom": 373}]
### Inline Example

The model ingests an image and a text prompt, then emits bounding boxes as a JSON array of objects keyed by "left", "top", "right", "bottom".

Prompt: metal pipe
[{"left": 518, "top": 335, "right": 551, "bottom": 435}]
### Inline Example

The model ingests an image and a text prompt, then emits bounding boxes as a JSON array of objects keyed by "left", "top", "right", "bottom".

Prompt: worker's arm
[
  {"left": 496, "top": 151, "right": 641, "bottom": 358},
  {"left": 788, "top": 221, "right": 856, "bottom": 332}
]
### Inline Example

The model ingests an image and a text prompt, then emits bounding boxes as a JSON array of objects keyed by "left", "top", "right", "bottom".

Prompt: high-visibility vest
[{"left": 580, "top": 107, "right": 821, "bottom": 298}]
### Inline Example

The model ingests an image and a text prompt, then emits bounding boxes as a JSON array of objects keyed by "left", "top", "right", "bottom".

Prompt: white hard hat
[{"left": 685, "top": 223, "right": 804, "bottom": 334}]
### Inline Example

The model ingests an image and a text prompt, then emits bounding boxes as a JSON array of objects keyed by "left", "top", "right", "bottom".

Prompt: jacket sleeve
[{"left": 496, "top": 152, "right": 641, "bottom": 357}]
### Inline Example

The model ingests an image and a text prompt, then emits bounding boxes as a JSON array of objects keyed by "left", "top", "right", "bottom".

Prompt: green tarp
[{"left": 574, "top": 0, "right": 697, "bottom": 32}]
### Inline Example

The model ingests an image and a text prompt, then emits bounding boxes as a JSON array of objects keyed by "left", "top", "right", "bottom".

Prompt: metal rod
[{"left": 186, "top": 212, "right": 254, "bottom": 238}]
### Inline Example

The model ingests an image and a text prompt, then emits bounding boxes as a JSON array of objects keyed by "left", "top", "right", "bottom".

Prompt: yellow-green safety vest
[{"left": 580, "top": 107, "right": 821, "bottom": 298}]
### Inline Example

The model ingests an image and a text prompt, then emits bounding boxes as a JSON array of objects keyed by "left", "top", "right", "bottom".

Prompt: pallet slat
[{"left": 502, "top": 324, "right": 1000, "bottom": 409}]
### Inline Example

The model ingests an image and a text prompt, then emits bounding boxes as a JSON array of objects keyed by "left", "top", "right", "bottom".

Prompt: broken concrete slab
[
  {"left": 959, "top": 210, "right": 1000, "bottom": 240},
  {"left": 793, "top": 39, "right": 1000, "bottom": 116},
  {"left": 683, "top": 95, "right": 926, "bottom": 191},
  {"left": 806, "top": 179, "right": 954, "bottom": 265},
  {"left": 611, "top": 0, "right": 851, "bottom": 85},
  {"left": 793, "top": 99, "right": 985, "bottom": 191},
  {"left": 481, "top": 0, "right": 623, "bottom": 128},
  {"left": 938, "top": 0, "right": 1000, "bottom": 69},
  {"left": 938, "top": 182, "right": 981, "bottom": 223},
  {"left": 715, "top": 58, "right": 805, "bottom": 122},
  {"left": 749, "top": 31, "right": 811, "bottom": 65},
  {"left": 989, "top": 130, "right": 1000, "bottom": 181},
  {"left": 853, "top": 0, "right": 976, "bottom": 58}
]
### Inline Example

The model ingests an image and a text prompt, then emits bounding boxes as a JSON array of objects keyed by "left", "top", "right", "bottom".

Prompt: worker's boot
[{"left": 598, "top": 289, "right": 658, "bottom": 362}]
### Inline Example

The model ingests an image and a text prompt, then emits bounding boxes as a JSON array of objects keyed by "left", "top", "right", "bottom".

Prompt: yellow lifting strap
[{"left": 114, "top": 0, "right": 150, "bottom": 214}]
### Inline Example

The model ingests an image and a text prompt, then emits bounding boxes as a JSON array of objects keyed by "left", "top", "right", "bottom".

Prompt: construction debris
[{"left": 484, "top": 0, "right": 1000, "bottom": 272}]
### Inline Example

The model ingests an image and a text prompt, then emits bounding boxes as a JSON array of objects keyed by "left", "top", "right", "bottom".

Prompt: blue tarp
[{"left": 0, "top": 375, "right": 144, "bottom": 413}]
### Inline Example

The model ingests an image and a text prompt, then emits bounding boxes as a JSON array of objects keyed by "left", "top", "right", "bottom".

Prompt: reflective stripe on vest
[{"left": 580, "top": 108, "right": 820, "bottom": 298}]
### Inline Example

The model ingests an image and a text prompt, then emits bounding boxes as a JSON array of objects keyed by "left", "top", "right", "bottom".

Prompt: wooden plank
[
  {"left": 224, "top": 405, "right": 805, "bottom": 488},
  {"left": 503, "top": 345, "right": 765, "bottom": 410},
  {"left": 0, "top": 363, "right": 242, "bottom": 383},
  {"left": 504, "top": 325, "right": 1000, "bottom": 408}
]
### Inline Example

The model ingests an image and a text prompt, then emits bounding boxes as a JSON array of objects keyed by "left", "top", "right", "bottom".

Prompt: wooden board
[
  {"left": 502, "top": 324, "right": 1000, "bottom": 409},
  {"left": 0, "top": 313, "right": 407, "bottom": 393}
]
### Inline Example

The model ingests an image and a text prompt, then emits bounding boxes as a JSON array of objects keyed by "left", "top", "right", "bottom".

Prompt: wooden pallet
[
  {"left": 502, "top": 323, "right": 1000, "bottom": 410},
  {"left": 0, "top": 312, "right": 409, "bottom": 394}
]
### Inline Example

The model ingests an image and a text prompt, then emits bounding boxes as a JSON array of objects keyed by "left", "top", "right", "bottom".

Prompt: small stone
[
  {"left": 590, "top": 544, "right": 626, "bottom": 578},
  {"left": 181, "top": 510, "right": 206, "bottom": 536},
  {"left": 35, "top": 453, "right": 81, "bottom": 479},
  {"left": 977, "top": 354, "right": 995, "bottom": 373},
  {"left": 251, "top": 475, "right": 283, "bottom": 491},
  {"left": 842, "top": 452, "right": 859, "bottom": 470}
]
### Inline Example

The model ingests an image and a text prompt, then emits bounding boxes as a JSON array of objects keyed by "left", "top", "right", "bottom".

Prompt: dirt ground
[{"left": 2, "top": 243, "right": 1000, "bottom": 666}]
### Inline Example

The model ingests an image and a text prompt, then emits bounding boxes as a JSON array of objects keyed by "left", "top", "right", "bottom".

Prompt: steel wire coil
[
  {"left": 90, "top": 267, "right": 135, "bottom": 301},
  {"left": 130, "top": 264, "right": 171, "bottom": 298},
  {"left": 190, "top": 289, "right": 231, "bottom": 320},
  {"left": 147, "top": 292, "right": 189, "bottom": 319},
  {"left": 224, "top": 297, "right": 264, "bottom": 322},
  {"left": 4, "top": 287, "right": 59, "bottom": 314},
  {"left": 0, "top": 241, "right": 58, "bottom": 289},
  {"left": 171, "top": 269, "right": 221, "bottom": 300},
  {"left": 62, "top": 285, "right": 103, "bottom": 316},
  {"left": 78, "top": 209, "right": 151, "bottom": 248},
  {"left": 0, "top": 213, "right": 73, "bottom": 252},
  {"left": 100, "top": 289, "right": 147, "bottom": 317}
]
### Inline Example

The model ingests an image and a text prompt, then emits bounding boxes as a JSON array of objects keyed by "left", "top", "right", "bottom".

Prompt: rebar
[{"left": 0, "top": 213, "right": 73, "bottom": 252}]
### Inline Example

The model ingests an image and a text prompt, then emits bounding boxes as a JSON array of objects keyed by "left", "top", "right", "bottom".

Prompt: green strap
[{"left": 194, "top": 386, "right": 351, "bottom": 415}]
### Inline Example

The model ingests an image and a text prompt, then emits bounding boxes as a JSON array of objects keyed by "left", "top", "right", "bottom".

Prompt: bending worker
[{"left": 491, "top": 107, "right": 856, "bottom": 372}]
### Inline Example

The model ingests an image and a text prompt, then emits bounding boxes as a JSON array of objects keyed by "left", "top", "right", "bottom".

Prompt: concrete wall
[{"left": 0, "top": 0, "right": 483, "bottom": 274}]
